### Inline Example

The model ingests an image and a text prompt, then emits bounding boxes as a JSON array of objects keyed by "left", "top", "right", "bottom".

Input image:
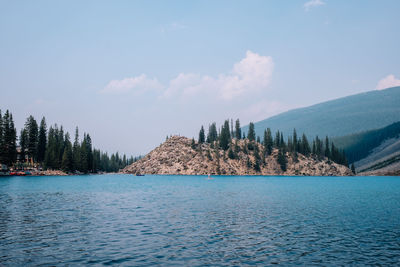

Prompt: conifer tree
[
  {"left": 247, "top": 122, "right": 255, "bottom": 141},
  {"left": 72, "top": 127, "right": 81, "bottom": 171},
  {"left": 301, "top": 133, "right": 311, "bottom": 156},
  {"left": 325, "top": 136, "right": 331, "bottom": 158},
  {"left": 61, "top": 133, "right": 73, "bottom": 172},
  {"left": 19, "top": 128, "right": 28, "bottom": 163},
  {"left": 198, "top": 126, "right": 205, "bottom": 143},
  {"left": 230, "top": 119, "right": 234, "bottom": 137},
  {"left": 277, "top": 148, "right": 287, "bottom": 172},
  {"left": 191, "top": 138, "right": 196, "bottom": 149},
  {"left": 0, "top": 111, "right": 17, "bottom": 165},
  {"left": 219, "top": 120, "right": 231, "bottom": 150},
  {"left": 351, "top": 163, "right": 356, "bottom": 174},
  {"left": 264, "top": 128, "right": 273, "bottom": 155},
  {"left": 253, "top": 143, "right": 262, "bottom": 172},
  {"left": 207, "top": 123, "right": 218, "bottom": 143},
  {"left": 25, "top": 115, "right": 39, "bottom": 162},
  {"left": 37, "top": 117, "right": 47, "bottom": 163},
  {"left": 275, "top": 130, "right": 280, "bottom": 148},
  {"left": 235, "top": 119, "right": 241, "bottom": 139},
  {"left": 293, "top": 129, "right": 298, "bottom": 152}
]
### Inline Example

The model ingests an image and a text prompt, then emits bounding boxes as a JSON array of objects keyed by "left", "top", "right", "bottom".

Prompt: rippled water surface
[{"left": 1, "top": 175, "right": 400, "bottom": 266}]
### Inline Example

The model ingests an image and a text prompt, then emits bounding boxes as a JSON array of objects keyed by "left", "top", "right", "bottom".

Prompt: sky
[{"left": 1, "top": 0, "right": 400, "bottom": 156}]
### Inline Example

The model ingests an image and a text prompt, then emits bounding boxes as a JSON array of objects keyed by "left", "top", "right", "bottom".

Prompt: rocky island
[{"left": 122, "top": 136, "right": 353, "bottom": 176}]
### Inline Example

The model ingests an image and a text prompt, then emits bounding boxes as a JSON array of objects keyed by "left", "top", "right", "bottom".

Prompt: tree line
[
  {"left": 0, "top": 109, "right": 139, "bottom": 173},
  {"left": 196, "top": 119, "right": 349, "bottom": 172}
]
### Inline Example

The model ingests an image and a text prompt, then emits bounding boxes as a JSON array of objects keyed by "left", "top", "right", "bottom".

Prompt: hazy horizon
[{"left": 1, "top": 0, "right": 400, "bottom": 155}]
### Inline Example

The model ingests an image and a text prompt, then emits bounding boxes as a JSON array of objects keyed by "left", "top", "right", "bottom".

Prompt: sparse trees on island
[{"left": 197, "top": 118, "right": 349, "bottom": 172}]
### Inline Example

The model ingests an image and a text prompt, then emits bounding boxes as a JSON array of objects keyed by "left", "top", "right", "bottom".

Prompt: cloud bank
[
  {"left": 376, "top": 74, "right": 400, "bottom": 90},
  {"left": 102, "top": 51, "right": 274, "bottom": 101}
]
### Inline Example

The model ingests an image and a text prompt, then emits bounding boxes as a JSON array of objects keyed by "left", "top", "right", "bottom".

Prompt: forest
[{"left": 0, "top": 109, "right": 139, "bottom": 173}]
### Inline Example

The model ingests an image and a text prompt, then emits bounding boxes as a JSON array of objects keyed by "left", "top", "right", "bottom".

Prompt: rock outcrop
[{"left": 122, "top": 136, "right": 353, "bottom": 176}]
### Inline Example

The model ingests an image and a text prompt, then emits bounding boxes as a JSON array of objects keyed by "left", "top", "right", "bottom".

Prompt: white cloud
[
  {"left": 102, "top": 51, "right": 274, "bottom": 102},
  {"left": 304, "top": 0, "right": 325, "bottom": 11},
  {"left": 102, "top": 74, "right": 163, "bottom": 94},
  {"left": 376, "top": 74, "right": 400, "bottom": 90},
  {"left": 163, "top": 50, "right": 274, "bottom": 100}
]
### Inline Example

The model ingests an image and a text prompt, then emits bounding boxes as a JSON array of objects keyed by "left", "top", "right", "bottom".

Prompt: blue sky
[{"left": 1, "top": 0, "right": 400, "bottom": 155}]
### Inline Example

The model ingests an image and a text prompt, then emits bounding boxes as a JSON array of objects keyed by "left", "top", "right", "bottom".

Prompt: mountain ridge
[{"left": 243, "top": 86, "right": 400, "bottom": 139}]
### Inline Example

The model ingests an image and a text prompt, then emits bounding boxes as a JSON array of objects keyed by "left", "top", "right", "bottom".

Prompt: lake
[{"left": 0, "top": 174, "right": 399, "bottom": 266}]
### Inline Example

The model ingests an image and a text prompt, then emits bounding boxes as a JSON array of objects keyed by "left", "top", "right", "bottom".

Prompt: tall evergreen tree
[
  {"left": 293, "top": 129, "right": 298, "bottom": 152},
  {"left": 206, "top": 123, "right": 218, "bottom": 143},
  {"left": 72, "top": 127, "right": 81, "bottom": 172},
  {"left": 37, "top": 117, "right": 47, "bottom": 163},
  {"left": 19, "top": 128, "right": 28, "bottom": 163},
  {"left": 0, "top": 111, "right": 17, "bottom": 165},
  {"left": 275, "top": 130, "right": 281, "bottom": 148},
  {"left": 264, "top": 128, "right": 273, "bottom": 155},
  {"left": 301, "top": 133, "right": 311, "bottom": 156},
  {"left": 277, "top": 148, "right": 287, "bottom": 172},
  {"left": 61, "top": 133, "right": 73, "bottom": 172},
  {"left": 219, "top": 120, "right": 231, "bottom": 151},
  {"left": 235, "top": 119, "right": 241, "bottom": 139},
  {"left": 351, "top": 163, "right": 356, "bottom": 174},
  {"left": 230, "top": 119, "right": 234, "bottom": 137},
  {"left": 247, "top": 122, "right": 256, "bottom": 141},
  {"left": 324, "top": 136, "right": 331, "bottom": 158},
  {"left": 198, "top": 126, "right": 205, "bottom": 143},
  {"left": 25, "top": 115, "right": 39, "bottom": 162}
]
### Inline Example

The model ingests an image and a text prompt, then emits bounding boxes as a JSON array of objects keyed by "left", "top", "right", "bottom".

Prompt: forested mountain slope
[{"left": 243, "top": 86, "right": 400, "bottom": 139}]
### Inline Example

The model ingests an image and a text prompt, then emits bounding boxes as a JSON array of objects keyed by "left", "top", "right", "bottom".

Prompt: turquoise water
[{"left": 0, "top": 174, "right": 400, "bottom": 266}]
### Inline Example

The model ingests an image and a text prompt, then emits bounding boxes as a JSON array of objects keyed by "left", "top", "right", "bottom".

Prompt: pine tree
[
  {"left": 253, "top": 144, "right": 262, "bottom": 172},
  {"left": 72, "top": 127, "right": 81, "bottom": 172},
  {"left": 293, "top": 129, "right": 298, "bottom": 152},
  {"left": 275, "top": 130, "right": 280, "bottom": 148},
  {"left": 61, "top": 136, "right": 73, "bottom": 172},
  {"left": 235, "top": 119, "right": 241, "bottom": 139},
  {"left": 25, "top": 115, "right": 39, "bottom": 162},
  {"left": 37, "top": 117, "right": 47, "bottom": 163},
  {"left": 207, "top": 123, "right": 218, "bottom": 143},
  {"left": 247, "top": 122, "right": 255, "bottom": 141},
  {"left": 0, "top": 111, "right": 17, "bottom": 166},
  {"left": 351, "top": 163, "right": 356, "bottom": 174},
  {"left": 191, "top": 138, "right": 196, "bottom": 149},
  {"left": 277, "top": 148, "right": 287, "bottom": 172},
  {"left": 198, "top": 126, "right": 205, "bottom": 143},
  {"left": 80, "top": 134, "right": 89, "bottom": 173},
  {"left": 325, "top": 136, "right": 331, "bottom": 158},
  {"left": 219, "top": 120, "right": 231, "bottom": 151},
  {"left": 19, "top": 128, "right": 28, "bottom": 163},
  {"left": 85, "top": 133, "right": 93, "bottom": 172},
  {"left": 230, "top": 119, "right": 234, "bottom": 137},
  {"left": 264, "top": 128, "right": 273, "bottom": 155},
  {"left": 301, "top": 133, "right": 311, "bottom": 156}
]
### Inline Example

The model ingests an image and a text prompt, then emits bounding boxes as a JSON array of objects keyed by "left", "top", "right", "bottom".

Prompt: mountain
[
  {"left": 122, "top": 136, "right": 352, "bottom": 176},
  {"left": 243, "top": 86, "right": 400, "bottom": 139},
  {"left": 333, "top": 121, "right": 400, "bottom": 174}
]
